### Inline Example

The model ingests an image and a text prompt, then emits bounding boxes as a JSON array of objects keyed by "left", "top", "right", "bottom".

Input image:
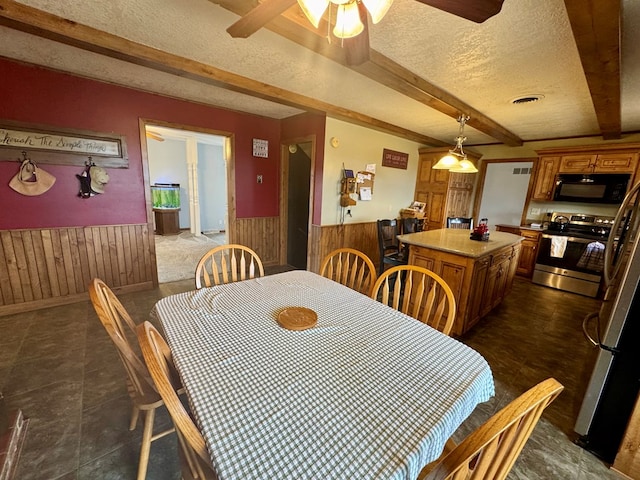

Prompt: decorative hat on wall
[
  {"left": 9, "top": 156, "right": 56, "bottom": 196},
  {"left": 89, "top": 166, "right": 110, "bottom": 194}
]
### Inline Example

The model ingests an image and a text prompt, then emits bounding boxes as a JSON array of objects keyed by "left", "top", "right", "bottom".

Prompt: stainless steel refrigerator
[{"left": 574, "top": 182, "right": 640, "bottom": 462}]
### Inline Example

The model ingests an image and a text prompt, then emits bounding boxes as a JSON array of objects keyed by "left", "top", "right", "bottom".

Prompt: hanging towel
[
  {"left": 550, "top": 236, "right": 568, "bottom": 258},
  {"left": 577, "top": 241, "right": 605, "bottom": 272}
]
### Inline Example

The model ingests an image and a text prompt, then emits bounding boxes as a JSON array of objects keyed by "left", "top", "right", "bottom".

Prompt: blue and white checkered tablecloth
[{"left": 152, "top": 270, "right": 494, "bottom": 480}]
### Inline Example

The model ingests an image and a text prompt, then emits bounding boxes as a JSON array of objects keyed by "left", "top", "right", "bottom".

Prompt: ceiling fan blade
[
  {"left": 227, "top": 0, "right": 297, "bottom": 38},
  {"left": 414, "top": 0, "right": 505, "bottom": 23},
  {"left": 146, "top": 131, "right": 164, "bottom": 142},
  {"left": 344, "top": 3, "right": 370, "bottom": 66}
]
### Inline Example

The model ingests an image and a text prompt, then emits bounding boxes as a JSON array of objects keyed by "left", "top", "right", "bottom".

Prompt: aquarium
[{"left": 151, "top": 183, "right": 180, "bottom": 209}]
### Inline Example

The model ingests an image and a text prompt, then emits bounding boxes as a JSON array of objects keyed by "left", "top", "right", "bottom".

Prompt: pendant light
[{"left": 433, "top": 115, "right": 478, "bottom": 173}]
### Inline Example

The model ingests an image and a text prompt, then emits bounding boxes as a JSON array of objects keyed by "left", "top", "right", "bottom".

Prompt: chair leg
[
  {"left": 130, "top": 404, "right": 140, "bottom": 431},
  {"left": 137, "top": 408, "right": 156, "bottom": 480}
]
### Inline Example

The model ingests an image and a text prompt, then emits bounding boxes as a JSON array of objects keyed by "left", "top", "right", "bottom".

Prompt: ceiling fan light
[
  {"left": 433, "top": 153, "right": 460, "bottom": 169},
  {"left": 449, "top": 158, "right": 478, "bottom": 173},
  {"left": 298, "top": 0, "right": 330, "bottom": 28},
  {"left": 333, "top": 2, "right": 364, "bottom": 38},
  {"left": 362, "top": 0, "right": 393, "bottom": 24}
]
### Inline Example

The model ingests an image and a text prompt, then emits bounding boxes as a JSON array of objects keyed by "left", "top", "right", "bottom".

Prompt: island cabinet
[
  {"left": 495, "top": 225, "right": 541, "bottom": 277},
  {"left": 398, "top": 229, "right": 523, "bottom": 336},
  {"left": 414, "top": 147, "right": 479, "bottom": 230}
]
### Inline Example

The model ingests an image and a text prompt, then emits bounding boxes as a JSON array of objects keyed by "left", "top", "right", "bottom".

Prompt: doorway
[
  {"left": 142, "top": 121, "right": 234, "bottom": 283},
  {"left": 281, "top": 139, "right": 314, "bottom": 269}
]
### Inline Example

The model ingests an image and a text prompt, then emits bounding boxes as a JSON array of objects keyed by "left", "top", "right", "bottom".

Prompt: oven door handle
[{"left": 541, "top": 234, "right": 604, "bottom": 244}]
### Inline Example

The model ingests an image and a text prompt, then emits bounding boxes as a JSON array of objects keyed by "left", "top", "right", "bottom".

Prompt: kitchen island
[{"left": 398, "top": 229, "right": 523, "bottom": 336}]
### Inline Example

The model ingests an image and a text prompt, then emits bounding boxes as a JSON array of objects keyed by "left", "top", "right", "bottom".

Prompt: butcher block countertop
[{"left": 398, "top": 229, "right": 524, "bottom": 258}]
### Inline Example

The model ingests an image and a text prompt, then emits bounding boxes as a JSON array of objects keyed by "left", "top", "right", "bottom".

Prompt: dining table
[{"left": 151, "top": 270, "right": 495, "bottom": 480}]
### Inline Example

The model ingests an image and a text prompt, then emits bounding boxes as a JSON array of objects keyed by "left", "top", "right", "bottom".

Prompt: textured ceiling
[{"left": 0, "top": 0, "right": 638, "bottom": 146}]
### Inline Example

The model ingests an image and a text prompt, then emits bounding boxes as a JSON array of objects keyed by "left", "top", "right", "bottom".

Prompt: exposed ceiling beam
[
  {"left": 564, "top": 0, "right": 621, "bottom": 140},
  {"left": 0, "top": 0, "right": 444, "bottom": 146},
  {"left": 212, "top": 0, "right": 523, "bottom": 146}
]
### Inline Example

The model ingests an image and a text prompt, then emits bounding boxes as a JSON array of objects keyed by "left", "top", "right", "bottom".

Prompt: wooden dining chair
[
  {"left": 446, "top": 217, "right": 473, "bottom": 229},
  {"left": 89, "top": 278, "right": 184, "bottom": 480},
  {"left": 195, "top": 244, "right": 264, "bottom": 289},
  {"left": 320, "top": 248, "right": 377, "bottom": 295},
  {"left": 371, "top": 265, "right": 456, "bottom": 335},
  {"left": 418, "top": 378, "right": 564, "bottom": 480},
  {"left": 137, "top": 321, "right": 218, "bottom": 480},
  {"left": 377, "top": 219, "right": 407, "bottom": 275}
]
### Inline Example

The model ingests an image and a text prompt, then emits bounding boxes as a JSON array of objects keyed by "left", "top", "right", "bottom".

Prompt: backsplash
[{"left": 526, "top": 200, "right": 619, "bottom": 225}]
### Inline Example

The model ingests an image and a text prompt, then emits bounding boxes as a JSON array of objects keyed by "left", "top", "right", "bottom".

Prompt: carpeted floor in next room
[{"left": 154, "top": 231, "right": 226, "bottom": 283}]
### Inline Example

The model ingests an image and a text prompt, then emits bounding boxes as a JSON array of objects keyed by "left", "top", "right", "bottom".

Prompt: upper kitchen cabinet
[
  {"left": 536, "top": 144, "right": 640, "bottom": 187},
  {"left": 414, "top": 147, "right": 479, "bottom": 230},
  {"left": 559, "top": 153, "right": 637, "bottom": 174},
  {"left": 530, "top": 156, "right": 560, "bottom": 201}
]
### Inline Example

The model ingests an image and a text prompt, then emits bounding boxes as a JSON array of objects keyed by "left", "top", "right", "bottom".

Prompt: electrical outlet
[{"left": 257, "top": 175, "right": 263, "bottom": 184}]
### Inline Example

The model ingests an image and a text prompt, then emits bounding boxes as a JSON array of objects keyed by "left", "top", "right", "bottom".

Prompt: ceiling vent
[{"left": 511, "top": 94, "right": 544, "bottom": 105}]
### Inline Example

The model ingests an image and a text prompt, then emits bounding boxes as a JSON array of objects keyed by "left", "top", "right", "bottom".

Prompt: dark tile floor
[{"left": 0, "top": 271, "right": 624, "bottom": 479}]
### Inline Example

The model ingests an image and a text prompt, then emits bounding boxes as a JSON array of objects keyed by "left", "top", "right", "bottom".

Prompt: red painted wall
[
  {"left": 0, "top": 58, "right": 281, "bottom": 230},
  {"left": 281, "top": 113, "right": 326, "bottom": 225}
]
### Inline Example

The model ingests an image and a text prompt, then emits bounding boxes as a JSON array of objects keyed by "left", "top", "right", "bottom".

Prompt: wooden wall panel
[
  {"left": 0, "top": 224, "right": 155, "bottom": 316},
  {"left": 231, "top": 217, "right": 280, "bottom": 266},
  {"left": 309, "top": 222, "right": 379, "bottom": 273}
]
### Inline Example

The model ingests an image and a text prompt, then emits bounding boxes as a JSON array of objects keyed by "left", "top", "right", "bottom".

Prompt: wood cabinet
[
  {"left": 153, "top": 208, "right": 181, "bottom": 235},
  {"left": 534, "top": 145, "right": 640, "bottom": 195},
  {"left": 530, "top": 156, "right": 560, "bottom": 201},
  {"left": 496, "top": 226, "right": 541, "bottom": 278},
  {"left": 408, "top": 241, "right": 521, "bottom": 336},
  {"left": 559, "top": 153, "right": 637, "bottom": 174},
  {"left": 414, "top": 147, "right": 479, "bottom": 230}
]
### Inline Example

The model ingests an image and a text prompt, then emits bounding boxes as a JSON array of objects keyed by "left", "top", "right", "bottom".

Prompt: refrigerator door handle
[{"left": 582, "top": 311, "right": 601, "bottom": 347}]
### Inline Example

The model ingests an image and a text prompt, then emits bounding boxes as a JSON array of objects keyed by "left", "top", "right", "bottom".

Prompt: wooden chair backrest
[
  {"left": 195, "top": 244, "right": 264, "bottom": 289},
  {"left": 421, "top": 378, "right": 564, "bottom": 480},
  {"left": 447, "top": 217, "right": 473, "bottom": 229},
  {"left": 377, "top": 219, "right": 401, "bottom": 254},
  {"left": 320, "top": 248, "right": 377, "bottom": 295},
  {"left": 371, "top": 265, "right": 457, "bottom": 336},
  {"left": 137, "top": 321, "right": 216, "bottom": 478},
  {"left": 88, "top": 278, "right": 158, "bottom": 402}
]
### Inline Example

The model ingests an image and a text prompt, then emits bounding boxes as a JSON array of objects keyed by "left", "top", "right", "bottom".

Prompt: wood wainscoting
[
  {"left": 230, "top": 216, "right": 280, "bottom": 266},
  {"left": 0, "top": 224, "right": 156, "bottom": 316},
  {"left": 309, "top": 222, "right": 378, "bottom": 274}
]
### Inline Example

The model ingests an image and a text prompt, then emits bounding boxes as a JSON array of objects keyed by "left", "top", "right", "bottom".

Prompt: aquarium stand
[{"left": 153, "top": 208, "right": 180, "bottom": 235}]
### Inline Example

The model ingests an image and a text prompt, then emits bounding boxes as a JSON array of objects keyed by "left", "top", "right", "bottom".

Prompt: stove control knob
[{"left": 596, "top": 219, "right": 603, "bottom": 223}]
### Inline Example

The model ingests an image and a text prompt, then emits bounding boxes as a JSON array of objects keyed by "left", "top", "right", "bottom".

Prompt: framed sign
[
  {"left": 252, "top": 138, "right": 269, "bottom": 158},
  {"left": 0, "top": 121, "right": 128, "bottom": 168},
  {"left": 382, "top": 148, "right": 409, "bottom": 169}
]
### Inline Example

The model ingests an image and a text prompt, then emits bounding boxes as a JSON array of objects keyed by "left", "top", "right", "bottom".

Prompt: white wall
[
  {"left": 147, "top": 138, "right": 190, "bottom": 228},
  {"left": 197, "top": 143, "right": 227, "bottom": 233},
  {"left": 321, "top": 118, "right": 424, "bottom": 225},
  {"left": 479, "top": 162, "right": 533, "bottom": 229}
]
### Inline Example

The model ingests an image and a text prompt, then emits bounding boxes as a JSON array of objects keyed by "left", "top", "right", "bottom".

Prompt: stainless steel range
[{"left": 532, "top": 212, "right": 614, "bottom": 297}]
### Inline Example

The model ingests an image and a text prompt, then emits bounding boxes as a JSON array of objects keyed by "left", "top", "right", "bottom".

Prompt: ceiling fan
[
  {"left": 146, "top": 130, "right": 165, "bottom": 142},
  {"left": 225, "top": 0, "right": 505, "bottom": 65}
]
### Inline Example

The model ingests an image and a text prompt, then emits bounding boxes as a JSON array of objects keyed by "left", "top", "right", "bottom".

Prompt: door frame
[
  {"left": 279, "top": 135, "right": 316, "bottom": 268},
  {"left": 139, "top": 118, "right": 236, "bottom": 282}
]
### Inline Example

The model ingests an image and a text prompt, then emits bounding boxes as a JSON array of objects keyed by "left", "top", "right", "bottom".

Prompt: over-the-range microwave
[{"left": 553, "top": 173, "right": 630, "bottom": 203}]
